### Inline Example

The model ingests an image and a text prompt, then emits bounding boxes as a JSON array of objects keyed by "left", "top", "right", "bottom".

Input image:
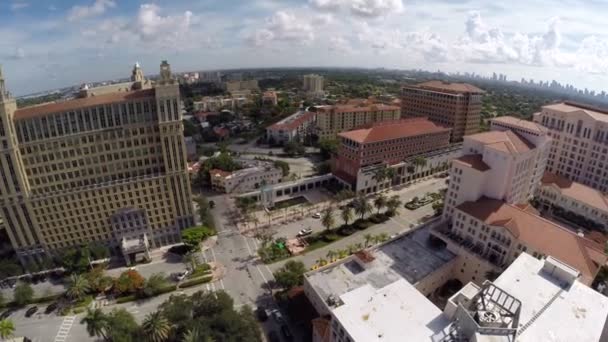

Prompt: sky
[{"left": 2, "top": 0, "right": 608, "bottom": 95}]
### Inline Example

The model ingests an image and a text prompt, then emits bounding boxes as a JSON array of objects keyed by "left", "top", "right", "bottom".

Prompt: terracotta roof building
[
  {"left": 333, "top": 118, "right": 451, "bottom": 186},
  {"left": 314, "top": 103, "right": 401, "bottom": 139},
  {"left": 266, "top": 110, "right": 316, "bottom": 145},
  {"left": 533, "top": 101, "right": 608, "bottom": 193},
  {"left": 452, "top": 197, "right": 607, "bottom": 285},
  {"left": 0, "top": 61, "right": 195, "bottom": 268},
  {"left": 401, "top": 80, "right": 484, "bottom": 142},
  {"left": 537, "top": 172, "right": 608, "bottom": 230}
]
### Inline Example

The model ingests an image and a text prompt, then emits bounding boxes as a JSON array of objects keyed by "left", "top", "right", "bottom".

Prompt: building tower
[
  {"left": 155, "top": 61, "right": 195, "bottom": 230},
  {"left": 131, "top": 62, "right": 145, "bottom": 89},
  {"left": 0, "top": 66, "right": 46, "bottom": 267}
]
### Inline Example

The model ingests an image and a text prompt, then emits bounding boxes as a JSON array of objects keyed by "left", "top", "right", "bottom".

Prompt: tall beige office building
[
  {"left": 315, "top": 103, "right": 401, "bottom": 139},
  {"left": 0, "top": 61, "right": 194, "bottom": 267},
  {"left": 533, "top": 102, "right": 608, "bottom": 193},
  {"left": 303, "top": 74, "right": 324, "bottom": 97},
  {"left": 401, "top": 81, "right": 484, "bottom": 142}
]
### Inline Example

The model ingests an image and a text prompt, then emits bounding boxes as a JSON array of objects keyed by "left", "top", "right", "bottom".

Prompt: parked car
[
  {"left": 255, "top": 307, "right": 268, "bottom": 321},
  {"left": 312, "top": 212, "right": 321, "bottom": 219},
  {"left": 25, "top": 306, "right": 38, "bottom": 317},
  {"left": 0, "top": 310, "right": 13, "bottom": 319},
  {"left": 268, "top": 331, "right": 281, "bottom": 342},
  {"left": 271, "top": 309, "right": 285, "bottom": 324},
  {"left": 297, "top": 228, "right": 313, "bottom": 237},
  {"left": 174, "top": 270, "right": 190, "bottom": 281},
  {"left": 281, "top": 324, "right": 293, "bottom": 341},
  {"left": 45, "top": 302, "right": 59, "bottom": 314}
]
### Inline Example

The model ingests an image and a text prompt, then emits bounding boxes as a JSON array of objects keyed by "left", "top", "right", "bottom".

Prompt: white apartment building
[
  {"left": 537, "top": 172, "right": 608, "bottom": 230},
  {"left": 209, "top": 166, "right": 282, "bottom": 194},
  {"left": 192, "top": 96, "right": 248, "bottom": 112},
  {"left": 533, "top": 102, "right": 608, "bottom": 192},
  {"left": 266, "top": 110, "right": 316, "bottom": 145},
  {"left": 443, "top": 117, "right": 550, "bottom": 220}
]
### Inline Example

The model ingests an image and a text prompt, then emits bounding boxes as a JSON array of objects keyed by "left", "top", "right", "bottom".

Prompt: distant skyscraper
[{"left": 303, "top": 74, "right": 324, "bottom": 97}]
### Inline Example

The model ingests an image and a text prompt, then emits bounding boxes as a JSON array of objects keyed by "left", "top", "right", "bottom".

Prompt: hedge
[
  {"left": 180, "top": 276, "right": 212, "bottom": 288},
  {"left": 116, "top": 295, "right": 137, "bottom": 304},
  {"left": 32, "top": 293, "right": 64, "bottom": 304}
]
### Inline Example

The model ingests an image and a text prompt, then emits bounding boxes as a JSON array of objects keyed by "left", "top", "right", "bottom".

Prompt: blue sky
[{"left": 2, "top": 0, "right": 608, "bottom": 95}]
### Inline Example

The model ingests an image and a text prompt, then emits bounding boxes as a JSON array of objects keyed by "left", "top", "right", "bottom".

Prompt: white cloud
[
  {"left": 329, "top": 36, "right": 355, "bottom": 54},
  {"left": 248, "top": 11, "right": 315, "bottom": 47},
  {"left": 134, "top": 4, "right": 193, "bottom": 43},
  {"left": 68, "top": 0, "right": 116, "bottom": 21},
  {"left": 349, "top": 0, "right": 404, "bottom": 18},
  {"left": 11, "top": 2, "right": 29, "bottom": 10},
  {"left": 309, "top": 0, "right": 343, "bottom": 11}
]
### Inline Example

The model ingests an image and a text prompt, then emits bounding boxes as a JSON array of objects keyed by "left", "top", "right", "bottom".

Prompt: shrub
[
  {"left": 32, "top": 293, "right": 63, "bottom": 304},
  {"left": 72, "top": 306, "right": 86, "bottom": 314},
  {"left": 337, "top": 226, "right": 356, "bottom": 236},
  {"left": 116, "top": 295, "right": 137, "bottom": 304},
  {"left": 353, "top": 219, "right": 373, "bottom": 230},
  {"left": 180, "top": 276, "right": 212, "bottom": 288},
  {"left": 322, "top": 233, "right": 340, "bottom": 242}
]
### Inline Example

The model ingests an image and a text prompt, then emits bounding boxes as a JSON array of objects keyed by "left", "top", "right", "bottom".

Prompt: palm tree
[
  {"left": 340, "top": 206, "right": 353, "bottom": 227},
  {"left": 316, "top": 258, "right": 328, "bottom": 267},
  {"left": 354, "top": 243, "right": 363, "bottom": 251},
  {"left": 373, "top": 195, "right": 387, "bottom": 214},
  {"left": 326, "top": 250, "right": 336, "bottom": 262},
  {"left": 183, "top": 252, "right": 198, "bottom": 271},
  {"left": 67, "top": 274, "right": 90, "bottom": 301},
  {"left": 413, "top": 156, "right": 428, "bottom": 178},
  {"left": 142, "top": 312, "right": 171, "bottom": 342},
  {"left": 386, "top": 195, "right": 402, "bottom": 215},
  {"left": 81, "top": 308, "right": 108, "bottom": 340},
  {"left": 182, "top": 328, "right": 203, "bottom": 342},
  {"left": 321, "top": 207, "right": 335, "bottom": 231},
  {"left": 377, "top": 233, "right": 389, "bottom": 243},
  {"left": 363, "top": 234, "right": 373, "bottom": 247},
  {"left": 0, "top": 319, "right": 15, "bottom": 339},
  {"left": 346, "top": 244, "right": 356, "bottom": 254},
  {"left": 353, "top": 196, "right": 371, "bottom": 220},
  {"left": 337, "top": 249, "right": 348, "bottom": 259}
]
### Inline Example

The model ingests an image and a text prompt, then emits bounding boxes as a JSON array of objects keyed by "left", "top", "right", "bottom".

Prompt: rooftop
[
  {"left": 305, "top": 226, "right": 455, "bottom": 310},
  {"left": 268, "top": 110, "right": 315, "bottom": 131},
  {"left": 338, "top": 118, "right": 451, "bottom": 144},
  {"left": 541, "top": 172, "right": 608, "bottom": 213},
  {"left": 467, "top": 130, "right": 535, "bottom": 155},
  {"left": 542, "top": 102, "right": 608, "bottom": 123},
  {"left": 494, "top": 253, "right": 608, "bottom": 342},
  {"left": 407, "top": 80, "right": 485, "bottom": 94},
  {"left": 315, "top": 103, "right": 400, "bottom": 114},
  {"left": 14, "top": 88, "right": 155, "bottom": 120},
  {"left": 332, "top": 279, "right": 451, "bottom": 342},
  {"left": 453, "top": 154, "right": 490, "bottom": 172},
  {"left": 491, "top": 116, "right": 548, "bottom": 134},
  {"left": 457, "top": 197, "right": 607, "bottom": 284}
]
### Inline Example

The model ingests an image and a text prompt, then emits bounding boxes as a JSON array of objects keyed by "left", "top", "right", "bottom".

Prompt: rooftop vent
[{"left": 542, "top": 256, "right": 580, "bottom": 286}]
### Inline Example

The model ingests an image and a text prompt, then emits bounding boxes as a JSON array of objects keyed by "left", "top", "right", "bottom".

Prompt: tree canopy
[{"left": 273, "top": 261, "right": 307, "bottom": 289}]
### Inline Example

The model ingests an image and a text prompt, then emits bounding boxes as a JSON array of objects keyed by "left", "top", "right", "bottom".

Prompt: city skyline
[{"left": 3, "top": 0, "right": 608, "bottom": 96}]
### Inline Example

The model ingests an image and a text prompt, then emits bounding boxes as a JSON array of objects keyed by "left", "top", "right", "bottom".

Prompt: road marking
[{"left": 54, "top": 316, "right": 76, "bottom": 342}]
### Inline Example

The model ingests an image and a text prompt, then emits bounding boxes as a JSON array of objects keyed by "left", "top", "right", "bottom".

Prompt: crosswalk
[{"left": 53, "top": 316, "right": 76, "bottom": 342}]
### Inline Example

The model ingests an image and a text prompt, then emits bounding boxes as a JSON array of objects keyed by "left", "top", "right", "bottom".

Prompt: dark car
[
  {"left": 255, "top": 307, "right": 268, "bottom": 321},
  {"left": 0, "top": 310, "right": 13, "bottom": 319},
  {"left": 281, "top": 324, "right": 293, "bottom": 341},
  {"left": 45, "top": 302, "right": 59, "bottom": 314},
  {"left": 268, "top": 331, "right": 281, "bottom": 342},
  {"left": 25, "top": 306, "right": 38, "bottom": 317}
]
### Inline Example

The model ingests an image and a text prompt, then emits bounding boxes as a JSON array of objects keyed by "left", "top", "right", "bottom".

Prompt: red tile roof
[
  {"left": 457, "top": 197, "right": 607, "bottom": 284},
  {"left": 14, "top": 89, "right": 156, "bottom": 120},
  {"left": 338, "top": 118, "right": 451, "bottom": 144},
  {"left": 491, "top": 116, "right": 547, "bottom": 134},
  {"left": 467, "top": 130, "right": 535, "bottom": 155},
  {"left": 316, "top": 103, "right": 400, "bottom": 114},
  {"left": 409, "top": 80, "right": 485, "bottom": 94},
  {"left": 268, "top": 111, "right": 315, "bottom": 131},
  {"left": 453, "top": 154, "right": 490, "bottom": 172},
  {"left": 541, "top": 172, "right": 608, "bottom": 212}
]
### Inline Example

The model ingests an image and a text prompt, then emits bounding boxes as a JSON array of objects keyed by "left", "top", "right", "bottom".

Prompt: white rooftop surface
[
  {"left": 494, "top": 253, "right": 608, "bottom": 342},
  {"left": 332, "top": 279, "right": 451, "bottom": 342},
  {"left": 306, "top": 226, "right": 456, "bottom": 306}
]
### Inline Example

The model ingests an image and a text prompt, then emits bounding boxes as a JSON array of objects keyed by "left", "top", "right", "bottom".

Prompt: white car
[
  {"left": 297, "top": 228, "right": 313, "bottom": 237},
  {"left": 175, "top": 270, "right": 190, "bottom": 281},
  {"left": 312, "top": 212, "right": 321, "bottom": 219}
]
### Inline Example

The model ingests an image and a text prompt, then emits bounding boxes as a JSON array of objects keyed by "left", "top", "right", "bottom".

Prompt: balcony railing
[{"left": 432, "top": 226, "right": 504, "bottom": 268}]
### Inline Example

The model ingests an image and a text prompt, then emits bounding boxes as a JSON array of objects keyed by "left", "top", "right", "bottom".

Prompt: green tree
[
  {"left": 413, "top": 156, "right": 427, "bottom": 175},
  {"left": 335, "top": 189, "right": 355, "bottom": 202},
  {"left": 283, "top": 140, "right": 306, "bottom": 157},
  {"left": 353, "top": 196, "right": 372, "bottom": 220},
  {"left": 0, "top": 259, "right": 22, "bottom": 279},
  {"left": 386, "top": 195, "right": 402, "bottom": 216},
  {"left": 13, "top": 282, "right": 34, "bottom": 306},
  {"left": 273, "top": 160, "right": 290, "bottom": 177},
  {"left": 364, "top": 234, "right": 373, "bottom": 247},
  {"left": 181, "top": 226, "right": 212, "bottom": 251},
  {"left": 318, "top": 138, "right": 339, "bottom": 159},
  {"left": 432, "top": 201, "right": 444, "bottom": 216},
  {"left": 273, "top": 261, "right": 307, "bottom": 289},
  {"left": 340, "top": 206, "right": 353, "bottom": 226},
  {"left": 81, "top": 308, "right": 109, "bottom": 340},
  {"left": 181, "top": 328, "right": 202, "bottom": 342},
  {"left": 143, "top": 273, "right": 169, "bottom": 297},
  {"left": 373, "top": 194, "right": 387, "bottom": 214},
  {"left": 67, "top": 274, "right": 90, "bottom": 301},
  {"left": 0, "top": 291, "right": 4, "bottom": 307},
  {"left": 114, "top": 270, "right": 145, "bottom": 295},
  {"left": 86, "top": 267, "right": 113, "bottom": 294},
  {"left": 326, "top": 250, "right": 336, "bottom": 262},
  {"left": 321, "top": 207, "right": 335, "bottom": 231},
  {"left": 106, "top": 308, "right": 139, "bottom": 342},
  {"left": 88, "top": 243, "right": 110, "bottom": 260},
  {"left": 159, "top": 294, "right": 194, "bottom": 324},
  {"left": 59, "top": 247, "right": 91, "bottom": 274},
  {"left": 142, "top": 311, "right": 171, "bottom": 342},
  {"left": 0, "top": 319, "right": 15, "bottom": 340}
]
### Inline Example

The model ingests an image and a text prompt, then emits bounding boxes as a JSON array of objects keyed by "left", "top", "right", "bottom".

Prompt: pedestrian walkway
[{"left": 53, "top": 316, "right": 76, "bottom": 342}]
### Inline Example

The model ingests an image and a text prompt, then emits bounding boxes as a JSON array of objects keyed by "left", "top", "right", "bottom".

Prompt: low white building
[
  {"left": 266, "top": 110, "right": 316, "bottom": 145},
  {"left": 193, "top": 96, "right": 249, "bottom": 112},
  {"left": 210, "top": 165, "right": 282, "bottom": 194},
  {"left": 537, "top": 171, "right": 608, "bottom": 230}
]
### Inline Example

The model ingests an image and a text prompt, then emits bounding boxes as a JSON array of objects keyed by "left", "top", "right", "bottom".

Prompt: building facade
[
  {"left": 401, "top": 81, "right": 484, "bottom": 142},
  {"left": 210, "top": 165, "right": 282, "bottom": 194},
  {"left": 537, "top": 172, "right": 608, "bottom": 231},
  {"left": 262, "top": 90, "right": 278, "bottom": 106},
  {"left": 303, "top": 74, "right": 324, "bottom": 97},
  {"left": 192, "top": 96, "right": 248, "bottom": 112},
  {"left": 442, "top": 117, "right": 550, "bottom": 220},
  {"left": 333, "top": 118, "right": 451, "bottom": 188},
  {"left": 314, "top": 103, "right": 401, "bottom": 140},
  {"left": 533, "top": 102, "right": 608, "bottom": 192},
  {"left": 266, "top": 110, "right": 316, "bottom": 145},
  {"left": 225, "top": 80, "right": 259, "bottom": 93},
  {"left": 0, "top": 61, "right": 195, "bottom": 267}
]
